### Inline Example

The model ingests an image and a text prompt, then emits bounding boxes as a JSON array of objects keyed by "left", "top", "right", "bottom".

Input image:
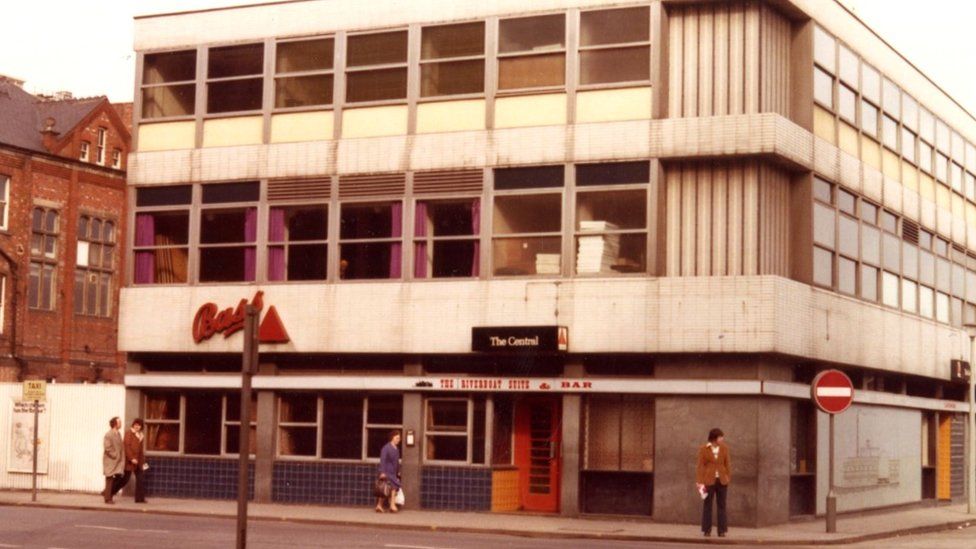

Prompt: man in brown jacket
[
  {"left": 102, "top": 417, "right": 124, "bottom": 504},
  {"left": 120, "top": 418, "right": 147, "bottom": 503},
  {"left": 696, "top": 428, "right": 731, "bottom": 537}
]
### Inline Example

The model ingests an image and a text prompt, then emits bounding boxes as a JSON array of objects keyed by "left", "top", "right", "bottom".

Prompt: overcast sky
[{"left": 1, "top": 0, "right": 973, "bottom": 117}]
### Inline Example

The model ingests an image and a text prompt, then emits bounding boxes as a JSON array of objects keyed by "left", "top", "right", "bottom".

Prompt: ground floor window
[
  {"left": 424, "top": 396, "right": 486, "bottom": 464},
  {"left": 144, "top": 391, "right": 256, "bottom": 456},
  {"left": 276, "top": 393, "right": 403, "bottom": 460},
  {"left": 583, "top": 395, "right": 653, "bottom": 472}
]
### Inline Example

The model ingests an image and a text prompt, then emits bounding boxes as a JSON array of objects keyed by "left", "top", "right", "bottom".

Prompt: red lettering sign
[{"left": 193, "top": 292, "right": 265, "bottom": 343}]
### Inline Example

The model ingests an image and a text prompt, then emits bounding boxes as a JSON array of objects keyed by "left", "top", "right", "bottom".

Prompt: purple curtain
[
  {"left": 470, "top": 200, "right": 480, "bottom": 277},
  {"left": 244, "top": 207, "right": 257, "bottom": 282},
  {"left": 134, "top": 213, "right": 155, "bottom": 284},
  {"left": 389, "top": 202, "right": 402, "bottom": 278},
  {"left": 414, "top": 202, "right": 428, "bottom": 279},
  {"left": 268, "top": 207, "right": 286, "bottom": 281}
]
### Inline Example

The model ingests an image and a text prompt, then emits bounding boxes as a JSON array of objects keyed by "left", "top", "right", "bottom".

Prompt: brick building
[{"left": 0, "top": 76, "right": 130, "bottom": 383}]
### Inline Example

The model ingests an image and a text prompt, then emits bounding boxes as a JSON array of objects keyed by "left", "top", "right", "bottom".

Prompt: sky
[{"left": 0, "top": 0, "right": 974, "bottom": 117}]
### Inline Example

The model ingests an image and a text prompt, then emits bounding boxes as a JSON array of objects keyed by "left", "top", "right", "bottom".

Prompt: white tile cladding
[{"left": 119, "top": 276, "right": 966, "bottom": 380}]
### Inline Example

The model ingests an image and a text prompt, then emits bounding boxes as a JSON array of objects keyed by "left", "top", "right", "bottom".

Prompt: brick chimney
[{"left": 40, "top": 117, "right": 60, "bottom": 152}]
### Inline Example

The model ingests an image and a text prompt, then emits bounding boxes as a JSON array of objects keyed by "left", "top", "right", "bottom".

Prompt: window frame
[
  {"left": 496, "top": 12, "right": 568, "bottom": 94},
  {"left": 28, "top": 206, "right": 59, "bottom": 311},
  {"left": 79, "top": 141, "right": 90, "bottom": 162},
  {"left": 273, "top": 35, "right": 336, "bottom": 112},
  {"left": 344, "top": 29, "right": 410, "bottom": 106},
  {"left": 418, "top": 21, "right": 487, "bottom": 100},
  {"left": 423, "top": 397, "right": 480, "bottom": 465},
  {"left": 266, "top": 201, "right": 330, "bottom": 283},
  {"left": 140, "top": 48, "right": 198, "bottom": 121},
  {"left": 0, "top": 174, "right": 9, "bottom": 231},
  {"left": 96, "top": 128, "right": 107, "bottom": 166},
  {"left": 74, "top": 214, "right": 117, "bottom": 317},
  {"left": 338, "top": 199, "right": 404, "bottom": 281},
  {"left": 576, "top": 6, "right": 651, "bottom": 90},
  {"left": 491, "top": 184, "right": 564, "bottom": 277},
  {"left": 205, "top": 42, "right": 266, "bottom": 116},
  {"left": 412, "top": 196, "right": 482, "bottom": 280}
]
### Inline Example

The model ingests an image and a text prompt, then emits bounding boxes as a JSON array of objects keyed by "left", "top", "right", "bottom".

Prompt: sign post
[
  {"left": 22, "top": 380, "right": 46, "bottom": 503},
  {"left": 811, "top": 369, "right": 854, "bottom": 534},
  {"left": 236, "top": 305, "right": 258, "bottom": 549}
]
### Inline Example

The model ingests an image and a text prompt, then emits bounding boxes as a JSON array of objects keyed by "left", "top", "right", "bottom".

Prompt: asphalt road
[{"left": 1, "top": 506, "right": 975, "bottom": 549}]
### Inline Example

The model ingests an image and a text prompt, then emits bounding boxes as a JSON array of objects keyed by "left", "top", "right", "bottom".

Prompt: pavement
[{"left": 0, "top": 490, "right": 973, "bottom": 546}]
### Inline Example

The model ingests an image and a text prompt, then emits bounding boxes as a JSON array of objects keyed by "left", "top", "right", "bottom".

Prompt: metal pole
[
  {"left": 826, "top": 413, "right": 836, "bottom": 533},
  {"left": 968, "top": 335, "right": 976, "bottom": 514},
  {"left": 237, "top": 305, "right": 258, "bottom": 549},
  {"left": 31, "top": 400, "right": 38, "bottom": 502}
]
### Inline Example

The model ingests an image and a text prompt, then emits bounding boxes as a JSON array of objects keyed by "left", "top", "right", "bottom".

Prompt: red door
[{"left": 515, "top": 397, "right": 561, "bottom": 512}]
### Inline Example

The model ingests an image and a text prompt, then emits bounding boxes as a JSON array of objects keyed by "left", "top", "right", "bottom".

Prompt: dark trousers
[
  {"left": 103, "top": 476, "right": 116, "bottom": 502},
  {"left": 113, "top": 468, "right": 146, "bottom": 502},
  {"left": 701, "top": 482, "right": 728, "bottom": 534}
]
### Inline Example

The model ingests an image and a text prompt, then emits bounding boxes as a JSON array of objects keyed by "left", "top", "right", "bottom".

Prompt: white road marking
[
  {"left": 816, "top": 387, "right": 852, "bottom": 397},
  {"left": 0, "top": 543, "right": 21, "bottom": 548},
  {"left": 385, "top": 544, "right": 456, "bottom": 549},
  {"left": 75, "top": 525, "right": 169, "bottom": 534}
]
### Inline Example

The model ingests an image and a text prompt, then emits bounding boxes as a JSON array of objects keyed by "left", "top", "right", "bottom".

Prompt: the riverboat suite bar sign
[{"left": 471, "top": 326, "right": 568, "bottom": 353}]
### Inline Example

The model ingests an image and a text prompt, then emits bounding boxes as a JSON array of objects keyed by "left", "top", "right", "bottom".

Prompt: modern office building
[
  {"left": 0, "top": 77, "right": 130, "bottom": 383},
  {"left": 123, "top": 0, "right": 975, "bottom": 526}
]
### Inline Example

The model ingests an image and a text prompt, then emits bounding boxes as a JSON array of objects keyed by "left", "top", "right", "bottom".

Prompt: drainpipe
[{"left": 0, "top": 247, "right": 26, "bottom": 380}]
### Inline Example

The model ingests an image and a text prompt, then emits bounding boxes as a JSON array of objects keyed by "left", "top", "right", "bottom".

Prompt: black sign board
[
  {"left": 472, "top": 326, "right": 568, "bottom": 353},
  {"left": 951, "top": 359, "right": 971, "bottom": 383}
]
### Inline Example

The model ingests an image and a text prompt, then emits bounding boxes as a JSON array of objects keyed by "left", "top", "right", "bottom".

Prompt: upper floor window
[
  {"left": 497, "top": 14, "right": 565, "bottom": 91},
  {"left": 75, "top": 215, "right": 115, "bottom": 317},
  {"left": 578, "top": 7, "right": 650, "bottom": 86},
  {"left": 29, "top": 207, "right": 59, "bottom": 310},
  {"left": 345, "top": 31, "right": 408, "bottom": 103},
  {"left": 420, "top": 22, "right": 485, "bottom": 98},
  {"left": 339, "top": 201, "right": 403, "bottom": 279},
  {"left": 414, "top": 198, "right": 480, "bottom": 278},
  {"left": 134, "top": 185, "right": 192, "bottom": 284},
  {"left": 96, "top": 128, "right": 107, "bottom": 165},
  {"left": 492, "top": 166, "right": 564, "bottom": 276},
  {"left": 574, "top": 162, "right": 649, "bottom": 274},
  {"left": 0, "top": 175, "right": 9, "bottom": 230},
  {"left": 268, "top": 204, "right": 329, "bottom": 281},
  {"left": 142, "top": 49, "right": 196, "bottom": 119},
  {"left": 111, "top": 148, "right": 122, "bottom": 169},
  {"left": 275, "top": 37, "right": 334, "bottom": 109},
  {"left": 199, "top": 182, "right": 260, "bottom": 282},
  {"left": 79, "top": 141, "right": 90, "bottom": 162},
  {"left": 207, "top": 43, "right": 264, "bottom": 114}
]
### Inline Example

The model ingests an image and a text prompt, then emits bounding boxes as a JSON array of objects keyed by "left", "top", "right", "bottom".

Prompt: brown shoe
[{"left": 104, "top": 499, "right": 115, "bottom": 505}]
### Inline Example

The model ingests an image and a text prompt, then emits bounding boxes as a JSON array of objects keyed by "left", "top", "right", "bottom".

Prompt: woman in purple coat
[{"left": 376, "top": 430, "right": 402, "bottom": 513}]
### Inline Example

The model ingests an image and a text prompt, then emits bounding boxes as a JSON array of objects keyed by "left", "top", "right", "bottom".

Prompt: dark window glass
[
  {"left": 421, "top": 60, "right": 484, "bottom": 97},
  {"left": 202, "top": 182, "right": 260, "bottom": 204},
  {"left": 346, "top": 68, "right": 408, "bottom": 102},
  {"left": 368, "top": 395, "right": 403, "bottom": 425},
  {"left": 499, "top": 14, "right": 565, "bottom": 54},
  {"left": 142, "top": 85, "right": 196, "bottom": 118},
  {"left": 136, "top": 185, "right": 192, "bottom": 207},
  {"left": 580, "top": 7, "right": 649, "bottom": 46},
  {"left": 421, "top": 22, "right": 485, "bottom": 59},
  {"left": 144, "top": 50, "right": 197, "bottom": 84},
  {"left": 576, "top": 162, "right": 649, "bottom": 186},
  {"left": 494, "top": 166, "right": 564, "bottom": 190},
  {"left": 208, "top": 43, "right": 264, "bottom": 78},
  {"left": 276, "top": 38, "right": 333, "bottom": 72},
  {"left": 275, "top": 74, "right": 333, "bottom": 108},
  {"left": 347, "top": 31, "right": 408, "bottom": 67},
  {"left": 498, "top": 54, "right": 565, "bottom": 89},
  {"left": 184, "top": 393, "right": 222, "bottom": 455},
  {"left": 340, "top": 203, "right": 394, "bottom": 239},
  {"left": 322, "top": 394, "right": 363, "bottom": 459},
  {"left": 207, "top": 78, "right": 263, "bottom": 113},
  {"left": 579, "top": 47, "right": 649, "bottom": 85}
]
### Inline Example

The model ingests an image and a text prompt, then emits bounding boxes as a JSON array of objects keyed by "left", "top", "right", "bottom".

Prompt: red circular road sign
[{"left": 811, "top": 369, "right": 854, "bottom": 414}]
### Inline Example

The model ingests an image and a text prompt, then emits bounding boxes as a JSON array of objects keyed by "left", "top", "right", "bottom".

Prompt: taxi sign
[{"left": 22, "top": 380, "right": 46, "bottom": 401}]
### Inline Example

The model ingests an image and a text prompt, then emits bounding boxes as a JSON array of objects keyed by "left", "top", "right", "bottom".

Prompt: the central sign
[
  {"left": 192, "top": 291, "right": 290, "bottom": 344},
  {"left": 471, "top": 326, "right": 568, "bottom": 353}
]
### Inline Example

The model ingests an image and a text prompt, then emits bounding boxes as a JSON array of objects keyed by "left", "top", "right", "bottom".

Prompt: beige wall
[{"left": 137, "top": 121, "right": 195, "bottom": 151}]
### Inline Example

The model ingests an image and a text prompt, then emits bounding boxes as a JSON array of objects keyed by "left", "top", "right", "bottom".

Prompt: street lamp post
[{"left": 962, "top": 323, "right": 976, "bottom": 515}]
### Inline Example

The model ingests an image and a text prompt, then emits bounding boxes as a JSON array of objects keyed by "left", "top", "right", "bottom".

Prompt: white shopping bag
[
  {"left": 696, "top": 483, "right": 708, "bottom": 500},
  {"left": 395, "top": 488, "right": 405, "bottom": 506}
]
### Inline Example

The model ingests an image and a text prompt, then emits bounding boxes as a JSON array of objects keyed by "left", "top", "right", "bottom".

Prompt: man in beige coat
[{"left": 102, "top": 417, "right": 124, "bottom": 504}]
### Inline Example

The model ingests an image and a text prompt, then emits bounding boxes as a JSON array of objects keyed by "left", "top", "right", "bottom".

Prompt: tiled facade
[
  {"left": 420, "top": 466, "right": 492, "bottom": 511},
  {"left": 272, "top": 461, "right": 376, "bottom": 506},
  {"left": 144, "top": 456, "right": 254, "bottom": 500}
]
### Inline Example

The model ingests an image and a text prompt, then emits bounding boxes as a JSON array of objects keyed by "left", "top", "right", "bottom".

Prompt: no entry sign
[{"left": 811, "top": 370, "right": 854, "bottom": 414}]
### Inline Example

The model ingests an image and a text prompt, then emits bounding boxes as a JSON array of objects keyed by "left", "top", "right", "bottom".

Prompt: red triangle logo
[{"left": 258, "top": 306, "right": 290, "bottom": 344}]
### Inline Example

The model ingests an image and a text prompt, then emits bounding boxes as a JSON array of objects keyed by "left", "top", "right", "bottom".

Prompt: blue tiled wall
[
  {"left": 421, "top": 466, "right": 491, "bottom": 511},
  {"left": 273, "top": 461, "right": 377, "bottom": 506},
  {"left": 144, "top": 456, "right": 254, "bottom": 500}
]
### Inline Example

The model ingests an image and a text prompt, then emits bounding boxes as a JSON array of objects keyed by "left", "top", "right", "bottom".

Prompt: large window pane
[
  {"left": 861, "top": 224, "right": 880, "bottom": 265},
  {"left": 275, "top": 74, "right": 333, "bottom": 108},
  {"left": 498, "top": 54, "right": 565, "bottom": 89},
  {"left": 494, "top": 194, "right": 561, "bottom": 233},
  {"left": 422, "top": 22, "right": 484, "bottom": 59},
  {"left": 322, "top": 394, "right": 363, "bottom": 459},
  {"left": 901, "top": 279, "right": 917, "bottom": 312},
  {"left": 208, "top": 43, "right": 264, "bottom": 77},
  {"left": 421, "top": 60, "right": 484, "bottom": 97},
  {"left": 341, "top": 203, "right": 394, "bottom": 239},
  {"left": 882, "top": 271, "right": 900, "bottom": 308},
  {"left": 838, "top": 84, "right": 856, "bottom": 122},
  {"left": 837, "top": 215, "right": 858, "bottom": 257},
  {"left": 813, "top": 26, "right": 835, "bottom": 73},
  {"left": 919, "top": 286, "right": 934, "bottom": 318},
  {"left": 580, "top": 47, "right": 649, "bottom": 85},
  {"left": 576, "top": 190, "right": 646, "bottom": 230},
  {"left": 493, "top": 237, "right": 561, "bottom": 276},
  {"left": 184, "top": 393, "right": 222, "bottom": 455},
  {"left": 499, "top": 15, "right": 564, "bottom": 54},
  {"left": 346, "top": 68, "right": 408, "bottom": 102},
  {"left": 276, "top": 38, "right": 333, "bottom": 72},
  {"left": 860, "top": 265, "right": 878, "bottom": 301},
  {"left": 813, "top": 203, "right": 835, "bottom": 248},
  {"left": 576, "top": 233, "right": 645, "bottom": 274},
  {"left": 142, "top": 85, "right": 195, "bottom": 118},
  {"left": 814, "top": 67, "right": 833, "bottom": 108},
  {"left": 581, "top": 7, "right": 648, "bottom": 46},
  {"left": 144, "top": 50, "right": 196, "bottom": 84},
  {"left": 348, "top": 31, "right": 408, "bottom": 67},
  {"left": 838, "top": 256, "right": 856, "bottom": 295},
  {"left": 814, "top": 247, "right": 832, "bottom": 287},
  {"left": 208, "top": 78, "right": 263, "bottom": 113}
]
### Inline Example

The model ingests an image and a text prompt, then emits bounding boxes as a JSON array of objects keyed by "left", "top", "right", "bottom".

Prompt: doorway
[{"left": 514, "top": 396, "right": 561, "bottom": 512}]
